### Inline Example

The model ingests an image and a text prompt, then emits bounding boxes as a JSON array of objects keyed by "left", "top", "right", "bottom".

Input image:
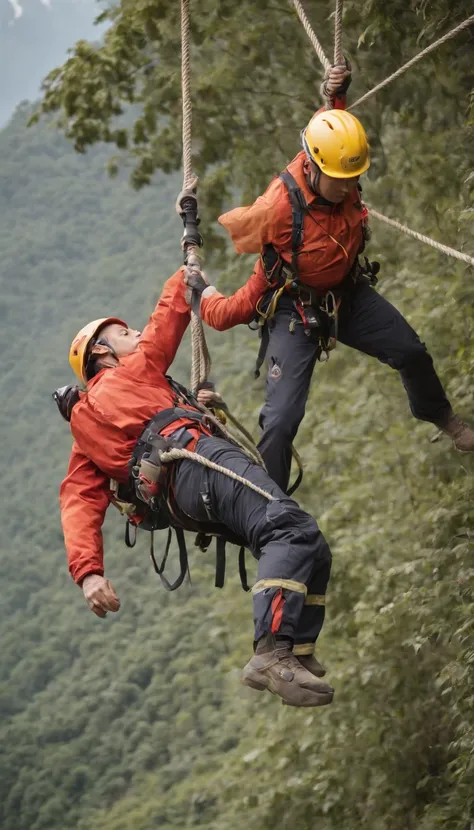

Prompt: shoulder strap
[{"left": 279, "top": 171, "right": 308, "bottom": 265}]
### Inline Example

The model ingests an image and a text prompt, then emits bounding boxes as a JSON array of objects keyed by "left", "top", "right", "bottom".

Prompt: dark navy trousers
[
  {"left": 257, "top": 282, "right": 452, "bottom": 492},
  {"left": 174, "top": 436, "right": 331, "bottom": 654}
]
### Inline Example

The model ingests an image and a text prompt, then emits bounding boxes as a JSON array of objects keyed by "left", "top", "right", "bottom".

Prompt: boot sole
[
  {"left": 242, "top": 670, "right": 334, "bottom": 706},
  {"left": 282, "top": 691, "right": 334, "bottom": 707}
]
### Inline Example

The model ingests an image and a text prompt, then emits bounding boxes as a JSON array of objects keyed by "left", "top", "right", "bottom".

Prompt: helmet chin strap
[
  {"left": 301, "top": 129, "right": 322, "bottom": 195},
  {"left": 86, "top": 337, "right": 118, "bottom": 377},
  {"left": 311, "top": 164, "right": 322, "bottom": 195}
]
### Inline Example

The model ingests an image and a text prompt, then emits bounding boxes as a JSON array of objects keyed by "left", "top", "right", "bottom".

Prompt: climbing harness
[
  {"left": 108, "top": 376, "right": 273, "bottom": 592},
  {"left": 253, "top": 170, "right": 379, "bottom": 378}
]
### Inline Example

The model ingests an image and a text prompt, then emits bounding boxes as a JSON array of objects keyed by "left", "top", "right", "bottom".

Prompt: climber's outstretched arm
[
  {"left": 124, "top": 268, "right": 191, "bottom": 381},
  {"left": 199, "top": 258, "right": 268, "bottom": 331}
]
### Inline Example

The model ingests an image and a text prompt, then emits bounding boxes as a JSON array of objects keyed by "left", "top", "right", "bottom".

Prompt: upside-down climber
[
  {"left": 186, "top": 64, "right": 474, "bottom": 493},
  {"left": 56, "top": 264, "right": 335, "bottom": 708}
]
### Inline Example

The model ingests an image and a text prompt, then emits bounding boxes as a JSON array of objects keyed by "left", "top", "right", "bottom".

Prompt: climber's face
[
  {"left": 98, "top": 323, "right": 142, "bottom": 358},
  {"left": 309, "top": 159, "right": 361, "bottom": 203}
]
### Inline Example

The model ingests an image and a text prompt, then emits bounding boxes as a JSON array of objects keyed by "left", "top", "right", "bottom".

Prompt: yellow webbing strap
[
  {"left": 255, "top": 273, "right": 294, "bottom": 325},
  {"left": 252, "top": 578, "right": 307, "bottom": 596},
  {"left": 304, "top": 594, "right": 326, "bottom": 606},
  {"left": 212, "top": 407, "right": 227, "bottom": 425},
  {"left": 293, "top": 642, "right": 316, "bottom": 656},
  {"left": 109, "top": 479, "right": 136, "bottom": 518}
]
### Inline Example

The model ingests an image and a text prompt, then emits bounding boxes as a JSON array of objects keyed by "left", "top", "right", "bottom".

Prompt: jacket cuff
[{"left": 75, "top": 567, "right": 104, "bottom": 587}]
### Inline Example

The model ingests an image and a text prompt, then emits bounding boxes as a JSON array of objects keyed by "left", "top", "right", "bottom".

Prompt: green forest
[{"left": 0, "top": 1, "right": 473, "bottom": 828}]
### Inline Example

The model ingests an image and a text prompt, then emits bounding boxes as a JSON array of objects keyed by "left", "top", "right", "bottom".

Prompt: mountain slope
[{"left": 1, "top": 11, "right": 474, "bottom": 822}]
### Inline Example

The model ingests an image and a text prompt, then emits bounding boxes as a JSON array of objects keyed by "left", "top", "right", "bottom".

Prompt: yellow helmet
[
  {"left": 302, "top": 109, "right": 370, "bottom": 179},
  {"left": 69, "top": 317, "right": 127, "bottom": 385}
]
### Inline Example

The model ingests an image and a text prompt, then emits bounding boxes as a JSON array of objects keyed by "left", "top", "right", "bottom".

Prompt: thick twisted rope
[
  {"left": 334, "top": 0, "right": 344, "bottom": 66},
  {"left": 291, "top": 0, "right": 331, "bottom": 71},
  {"left": 181, "top": 0, "right": 211, "bottom": 392},
  {"left": 349, "top": 14, "right": 474, "bottom": 110},
  {"left": 159, "top": 447, "right": 276, "bottom": 501},
  {"left": 369, "top": 208, "right": 474, "bottom": 267},
  {"left": 181, "top": 0, "right": 193, "bottom": 191}
]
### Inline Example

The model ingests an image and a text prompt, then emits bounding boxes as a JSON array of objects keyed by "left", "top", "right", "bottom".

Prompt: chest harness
[
  {"left": 253, "top": 171, "right": 379, "bottom": 378},
  {"left": 109, "top": 377, "right": 252, "bottom": 593}
]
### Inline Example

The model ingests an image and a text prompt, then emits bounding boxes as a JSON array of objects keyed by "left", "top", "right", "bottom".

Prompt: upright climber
[
  {"left": 188, "top": 65, "right": 474, "bottom": 493},
  {"left": 58, "top": 263, "right": 335, "bottom": 708}
]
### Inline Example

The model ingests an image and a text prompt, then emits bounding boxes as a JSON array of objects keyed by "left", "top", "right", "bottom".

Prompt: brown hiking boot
[
  {"left": 433, "top": 414, "right": 474, "bottom": 452},
  {"left": 297, "top": 654, "right": 326, "bottom": 678},
  {"left": 241, "top": 636, "right": 334, "bottom": 707}
]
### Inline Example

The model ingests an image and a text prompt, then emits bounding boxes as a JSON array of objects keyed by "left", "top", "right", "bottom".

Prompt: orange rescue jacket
[
  {"left": 219, "top": 150, "right": 364, "bottom": 291},
  {"left": 60, "top": 269, "right": 200, "bottom": 585},
  {"left": 203, "top": 101, "right": 366, "bottom": 331},
  {"left": 201, "top": 155, "right": 366, "bottom": 332}
]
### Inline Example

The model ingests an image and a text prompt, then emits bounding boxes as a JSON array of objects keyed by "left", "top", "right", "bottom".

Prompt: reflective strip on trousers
[
  {"left": 304, "top": 593, "right": 325, "bottom": 606},
  {"left": 252, "top": 578, "right": 307, "bottom": 596},
  {"left": 293, "top": 642, "right": 316, "bottom": 656}
]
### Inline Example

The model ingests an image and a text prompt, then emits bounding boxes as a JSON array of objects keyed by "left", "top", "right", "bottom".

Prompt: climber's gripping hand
[
  {"left": 321, "top": 59, "right": 352, "bottom": 101},
  {"left": 82, "top": 574, "right": 121, "bottom": 618},
  {"left": 183, "top": 264, "right": 209, "bottom": 296}
]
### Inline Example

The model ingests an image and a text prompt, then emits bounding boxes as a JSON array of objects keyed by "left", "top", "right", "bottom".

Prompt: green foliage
[{"left": 1, "top": 2, "right": 474, "bottom": 829}]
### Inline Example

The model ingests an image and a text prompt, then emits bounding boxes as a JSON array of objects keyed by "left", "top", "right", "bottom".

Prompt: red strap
[{"left": 271, "top": 589, "right": 285, "bottom": 633}]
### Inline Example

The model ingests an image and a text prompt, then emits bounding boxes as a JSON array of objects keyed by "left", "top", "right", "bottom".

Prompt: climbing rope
[
  {"left": 349, "top": 14, "right": 474, "bottom": 111},
  {"left": 292, "top": 0, "right": 330, "bottom": 71},
  {"left": 290, "top": 4, "right": 473, "bottom": 267},
  {"left": 176, "top": 1, "right": 281, "bottom": 498},
  {"left": 159, "top": 447, "right": 276, "bottom": 501},
  {"left": 181, "top": 0, "right": 193, "bottom": 191},
  {"left": 368, "top": 209, "right": 474, "bottom": 267},
  {"left": 334, "top": 0, "right": 344, "bottom": 66},
  {"left": 180, "top": 0, "right": 211, "bottom": 393}
]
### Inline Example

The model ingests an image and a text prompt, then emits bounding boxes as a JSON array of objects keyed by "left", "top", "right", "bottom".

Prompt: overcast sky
[{"left": 0, "top": 0, "right": 106, "bottom": 126}]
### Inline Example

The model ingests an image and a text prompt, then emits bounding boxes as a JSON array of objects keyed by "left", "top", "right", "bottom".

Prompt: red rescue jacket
[{"left": 60, "top": 269, "right": 200, "bottom": 585}]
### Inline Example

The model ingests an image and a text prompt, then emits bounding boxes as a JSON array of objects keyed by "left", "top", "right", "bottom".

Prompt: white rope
[
  {"left": 180, "top": 0, "right": 211, "bottom": 392},
  {"left": 334, "top": 0, "right": 344, "bottom": 66},
  {"left": 159, "top": 447, "right": 276, "bottom": 501},
  {"left": 349, "top": 14, "right": 474, "bottom": 110},
  {"left": 369, "top": 208, "right": 474, "bottom": 267},
  {"left": 181, "top": 0, "right": 193, "bottom": 191},
  {"left": 291, "top": 0, "right": 331, "bottom": 71}
]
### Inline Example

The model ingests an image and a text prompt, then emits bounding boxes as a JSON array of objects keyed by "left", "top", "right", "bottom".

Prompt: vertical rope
[
  {"left": 181, "top": 0, "right": 193, "bottom": 191},
  {"left": 334, "top": 0, "right": 344, "bottom": 66},
  {"left": 180, "top": 0, "right": 211, "bottom": 391}
]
